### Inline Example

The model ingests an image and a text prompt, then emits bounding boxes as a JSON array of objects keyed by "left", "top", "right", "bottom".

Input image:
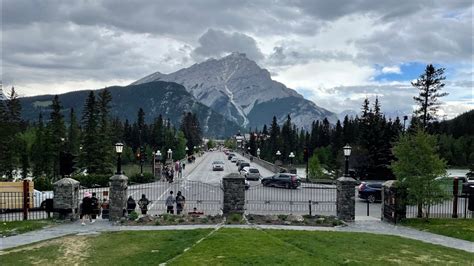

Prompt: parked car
[
  {"left": 230, "top": 157, "right": 238, "bottom": 163},
  {"left": 228, "top": 153, "right": 236, "bottom": 160},
  {"left": 240, "top": 166, "right": 250, "bottom": 176},
  {"left": 238, "top": 162, "right": 250, "bottom": 172},
  {"left": 245, "top": 168, "right": 261, "bottom": 181},
  {"left": 358, "top": 182, "right": 382, "bottom": 203},
  {"left": 236, "top": 159, "right": 244, "bottom": 166},
  {"left": 212, "top": 161, "right": 224, "bottom": 171},
  {"left": 261, "top": 173, "right": 301, "bottom": 189}
]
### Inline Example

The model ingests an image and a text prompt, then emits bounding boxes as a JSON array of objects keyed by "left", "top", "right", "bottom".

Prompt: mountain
[
  {"left": 338, "top": 109, "right": 358, "bottom": 120},
  {"left": 133, "top": 52, "right": 337, "bottom": 129},
  {"left": 19, "top": 81, "right": 242, "bottom": 138}
]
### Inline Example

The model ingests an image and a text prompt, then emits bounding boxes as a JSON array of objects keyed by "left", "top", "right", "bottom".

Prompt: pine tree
[
  {"left": 96, "top": 89, "right": 113, "bottom": 174},
  {"left": 67, "top": 108, "right": 81, "bottom": 155},
  {"left": 48, "top": 95, "right": 67, "bottom": 179},
  {"left": 412, "top": 64, "right": 448, "bottom": 128},
  {"left": 0, "top": 88, "right": 23, "bottom": 178},
  {"left": 81, "top": 91, "right": 100, "bottom": 174}
]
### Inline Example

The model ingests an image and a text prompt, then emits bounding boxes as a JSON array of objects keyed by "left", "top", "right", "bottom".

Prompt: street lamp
[
  {"left": 247, "top": 146, "right": 251, "bottom": 154},
  {"left": 343, "top": 144, "right": 352, "bottom": 177},
  {"left": 167, "top": 149, "right": 172, "bottom": 160},
  {"left": 115, "top": 142, "right": 124, "bottom": 174},
  {"left": 289, "top": 152, "right": 295, "bottom": 166},
  {"left": 185, "top": 146, "right": 189, "bottom": 156},
  {"left": 257, "top": 148, "right": 260, "bottom": 158}
]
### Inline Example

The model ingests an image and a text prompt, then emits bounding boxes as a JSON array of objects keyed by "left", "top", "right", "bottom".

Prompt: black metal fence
[
  {"left": 0, "top": 191, "right": 54, "bottom": 222},
  {"left": 127, "top": 179, "right": 223, "bottom": 216},
  {"left": 245, "top": 182, "right": 337, "bottom": 216},
  {"left": 405, "top": 179, "right": 473, "bottom": 219}
]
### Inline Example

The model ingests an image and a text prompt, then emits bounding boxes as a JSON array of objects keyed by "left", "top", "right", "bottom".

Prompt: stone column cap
[
  {"left": 337, "top": 176, "right": 357, "bottom": 182},
  {"left": 110, "top": 174, "right": 129, "bottom": 181},
  {"left": 54, "top": 177, "right": 80, "bottom": 186}
]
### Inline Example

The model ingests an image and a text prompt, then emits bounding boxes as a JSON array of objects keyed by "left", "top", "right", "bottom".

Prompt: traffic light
[
  {"left": 59, "top": 151, "right": 76, "bottom": 176},
  {"left": 303, "top": 147, "right": 309, "bottom": 162}
]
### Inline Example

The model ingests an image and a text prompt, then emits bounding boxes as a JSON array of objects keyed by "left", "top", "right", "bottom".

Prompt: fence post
[
  {"left": 452, "top": 177, "right": 459, "bottom": 218},
  {"left": 22, "top": 180, "right": 30, "bottom": 220}
]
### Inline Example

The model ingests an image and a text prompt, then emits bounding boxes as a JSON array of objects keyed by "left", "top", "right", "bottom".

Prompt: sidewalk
[{"left": 1, "top": 219, "right": 472, "bottom": 253}]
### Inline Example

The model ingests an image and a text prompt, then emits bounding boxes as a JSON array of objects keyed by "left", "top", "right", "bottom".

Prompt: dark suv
[
  {"left": 358, "top": 182, "right": 382, "bottom": 203},
  {"left": 227, "top": 153, "right": 236, "bottom": 160},
  {"left": 261, "top": 173, "right": 301, "bottom": 189},
  {"left": 238, "top": 162, "right": 250, "bottom": 171}
]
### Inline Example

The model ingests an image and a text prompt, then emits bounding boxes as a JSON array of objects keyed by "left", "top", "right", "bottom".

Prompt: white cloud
[{"left": 381, "top": 66, "right": 401, "bottom": 74}]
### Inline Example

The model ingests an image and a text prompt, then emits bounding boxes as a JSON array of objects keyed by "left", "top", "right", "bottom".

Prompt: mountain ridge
[{"left": 133, "top": 52, "right": 337, "bottom": 129}]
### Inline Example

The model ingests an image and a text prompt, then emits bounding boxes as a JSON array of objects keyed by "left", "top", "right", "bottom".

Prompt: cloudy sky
[{"left": 1, "top": 0, "right": 473, "bottom": 118}]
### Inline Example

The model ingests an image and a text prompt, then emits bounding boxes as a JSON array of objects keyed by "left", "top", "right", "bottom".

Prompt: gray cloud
[
  {"left": 192, "top": 29, "right": 263, "bottom": 61},
  {"left": 267, "top": 46, "right": 354, "bottom": 66}
]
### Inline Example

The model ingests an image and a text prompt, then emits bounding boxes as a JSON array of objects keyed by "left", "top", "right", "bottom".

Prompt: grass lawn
[
  {"left": 0, "top": 219, "right": 58, "bottom": 237},
  {"left": 401, "top": 218, "right": 474, "bottom": 242},
  {"left": 121, "top": 163, "right": 153, "bottom": 176},
  {"left": 1, "top": 229, "right": 472, "bottom": 265}
]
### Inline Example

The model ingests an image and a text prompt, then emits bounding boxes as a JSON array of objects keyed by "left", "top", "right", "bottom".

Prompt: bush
[
  {"left": 129, "top": 173, "right": 155, "bottom": 184},
  {"left": 73, "top": 174, "right": 110, "bottom": 188},
  {"left": 278, "top": 214, "right": 288, "bottom": 221},
  {"left": 34, "top": 176, "right": 54, "bottom": 191},
  {"left": 128, "top": 211, "right": 138, "bottom": 221}
]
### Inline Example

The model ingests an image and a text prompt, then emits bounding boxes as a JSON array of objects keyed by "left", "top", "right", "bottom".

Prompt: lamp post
[
  {"left": 167, "top": 149, "right": 172, "bottom": 160},
  {"left": 289, "top": 152, "right": 295, "bottom": 166},
  {"left": 343, "top": 144, "right": 352, "bottom": 177},
  {"left": 115, "top": 142, "right": 124, "bottom": 175},
  {"left": 185, "top": 146, "right": 189, "bottom": 156},
  {"left": 257, "top": 148, "right": 260, "bottom": 158},
  {"left": 247, "top": 146, "right": 251, "bottom": 155}
]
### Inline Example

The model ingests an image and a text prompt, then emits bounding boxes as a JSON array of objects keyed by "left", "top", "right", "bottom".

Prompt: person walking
[
  {"left": 127, "top": 196, "right": 136, "bottom": 215},
  {"left": 175, "top": 191, "right": 186, "bottom": 215},
  {"left": 165, "top": 191, "right": 175, "bottom": 214},
  {"left": 90, "top": 192, "right": 99, "bottom": 223},
  {"left": 101, "top": 198, "right": 109, "bottom": 219},
  {"left": 178, "top": 162, "right": 183, "bottom": 178},
  {"left": 81, "top": 192, "right": 92, "bottom": 226},
  {"left": 138, "top": 194, "right": 150, "bottom": 215}
]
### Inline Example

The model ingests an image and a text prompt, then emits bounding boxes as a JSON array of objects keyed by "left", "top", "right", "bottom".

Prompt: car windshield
[
  {"left": 249, "top": 169, "right": 259, "bottom": 173},
  {"left": 213, "top": 161, "right": 223, "bottom": 164}
]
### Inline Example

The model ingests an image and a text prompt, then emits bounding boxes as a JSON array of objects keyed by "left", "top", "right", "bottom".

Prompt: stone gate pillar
[
  {"left": 382, "top": 180, "right": 406, "bottom": 224},
  {"left": 222, "top": 173, "right": 245, "bottom": 215},
  {"left": 109, "top": 174, "right": 128, "bottom": 221},
  {"left": 336, "top": 176, "right": 357, "bottom": 222},
  {"left": 53, "top": 178, "right": 80, "bottom": 220}
]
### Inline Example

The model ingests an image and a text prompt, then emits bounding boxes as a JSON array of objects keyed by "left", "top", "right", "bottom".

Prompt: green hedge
[
  {"left": 73, "top": 175, "right": 110, "bottom": 188},
  {"left": 129, "top": 173, "right": 155, "bottom": 184}
]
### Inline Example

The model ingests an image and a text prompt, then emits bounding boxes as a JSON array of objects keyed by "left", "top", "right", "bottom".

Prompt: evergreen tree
[
  {"left": 48, "top": 95, "right": 66, "bottom": 179},
  {"left": 412, "top": 64, "right": 448, "bottom": 128},
  {"left": 0, "top": 88, "right": 23, "bottom": 178},
  {"left": 67, "top": 108, "right": 81, "bottom": 155},
  {"left": 81, "top": 91, "right": 100, "bottom": 174},
  {"left": 180, "top": 112, "right": 202, "bottom": 152},
  {"left": 96, "top": 89, "right": 113, "bottom": 174}
]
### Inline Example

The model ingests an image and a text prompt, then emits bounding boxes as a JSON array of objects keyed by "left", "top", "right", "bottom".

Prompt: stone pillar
[
  {"left": 53, "top": 178, "right": 80, "bottom": 220},
  {"left": 382, "top": 180, "right": 406, "bottom": 224},
  {"left": 109, "top": 174, "right": 128, "bottom": 221},
  {"left": 336, "top": 176, "right": 356, "bottom": 222},
  {"left": 222, "top": 173, "right": 245, "bottom": 215}
]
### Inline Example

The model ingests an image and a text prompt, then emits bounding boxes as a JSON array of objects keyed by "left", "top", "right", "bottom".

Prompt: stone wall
[
  {"left": 241, "top": 153, "right": 286, "bottom": 173},
  {"left": 109, "top": 174, "right": 128, "bottom": 221},
  {"left": 222, "top": 173, "right": 245, "bottom": 215},
  {"left": 336, "top": 176, "right": 356, "bottom": 222}
]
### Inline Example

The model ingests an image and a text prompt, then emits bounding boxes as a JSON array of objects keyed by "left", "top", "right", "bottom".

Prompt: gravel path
[{"left": 1, "top": 219, "right": 472, "bottom": 253}]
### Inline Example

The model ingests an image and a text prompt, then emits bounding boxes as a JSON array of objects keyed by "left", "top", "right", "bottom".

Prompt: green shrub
[
  {"left": 229, "top": 213, "right": 242, "bottom": 222},
  {"left": 178, "top": 218, "right": 185, "bottom": 223},
  {"left": 201, "top": 217, "right": 209, "bottom": 224},
  {"left": 34, "top": 176, "right": 54, "bottom": 191},
  {"left": 73, "top": 174, "right": 110, "bottom": 188},
  {"left": 128, "top": 211, "right": 138, "bottom": 221},
  {"left": 278, "top": 214, "right": 288, "bottom": 221},
  {"left": 155, "top": 221, "right": 161, "bottom": 225},
  {"left": 129, "top": 173, "right": 155, "bottom": 184}
]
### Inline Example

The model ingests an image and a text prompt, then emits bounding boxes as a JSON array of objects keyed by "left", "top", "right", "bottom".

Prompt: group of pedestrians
[
  {"left": 126, "top": 194, "right": 150, "bottom": 215},
  {"left": 165, "top": 190, "right": 186, "bottom": 214},
  {"left": 163, "top": 160, "right": 185, "bottom": 183},
  {"left": 80, "top": 192, "right": 108, "bottom": 225}
]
